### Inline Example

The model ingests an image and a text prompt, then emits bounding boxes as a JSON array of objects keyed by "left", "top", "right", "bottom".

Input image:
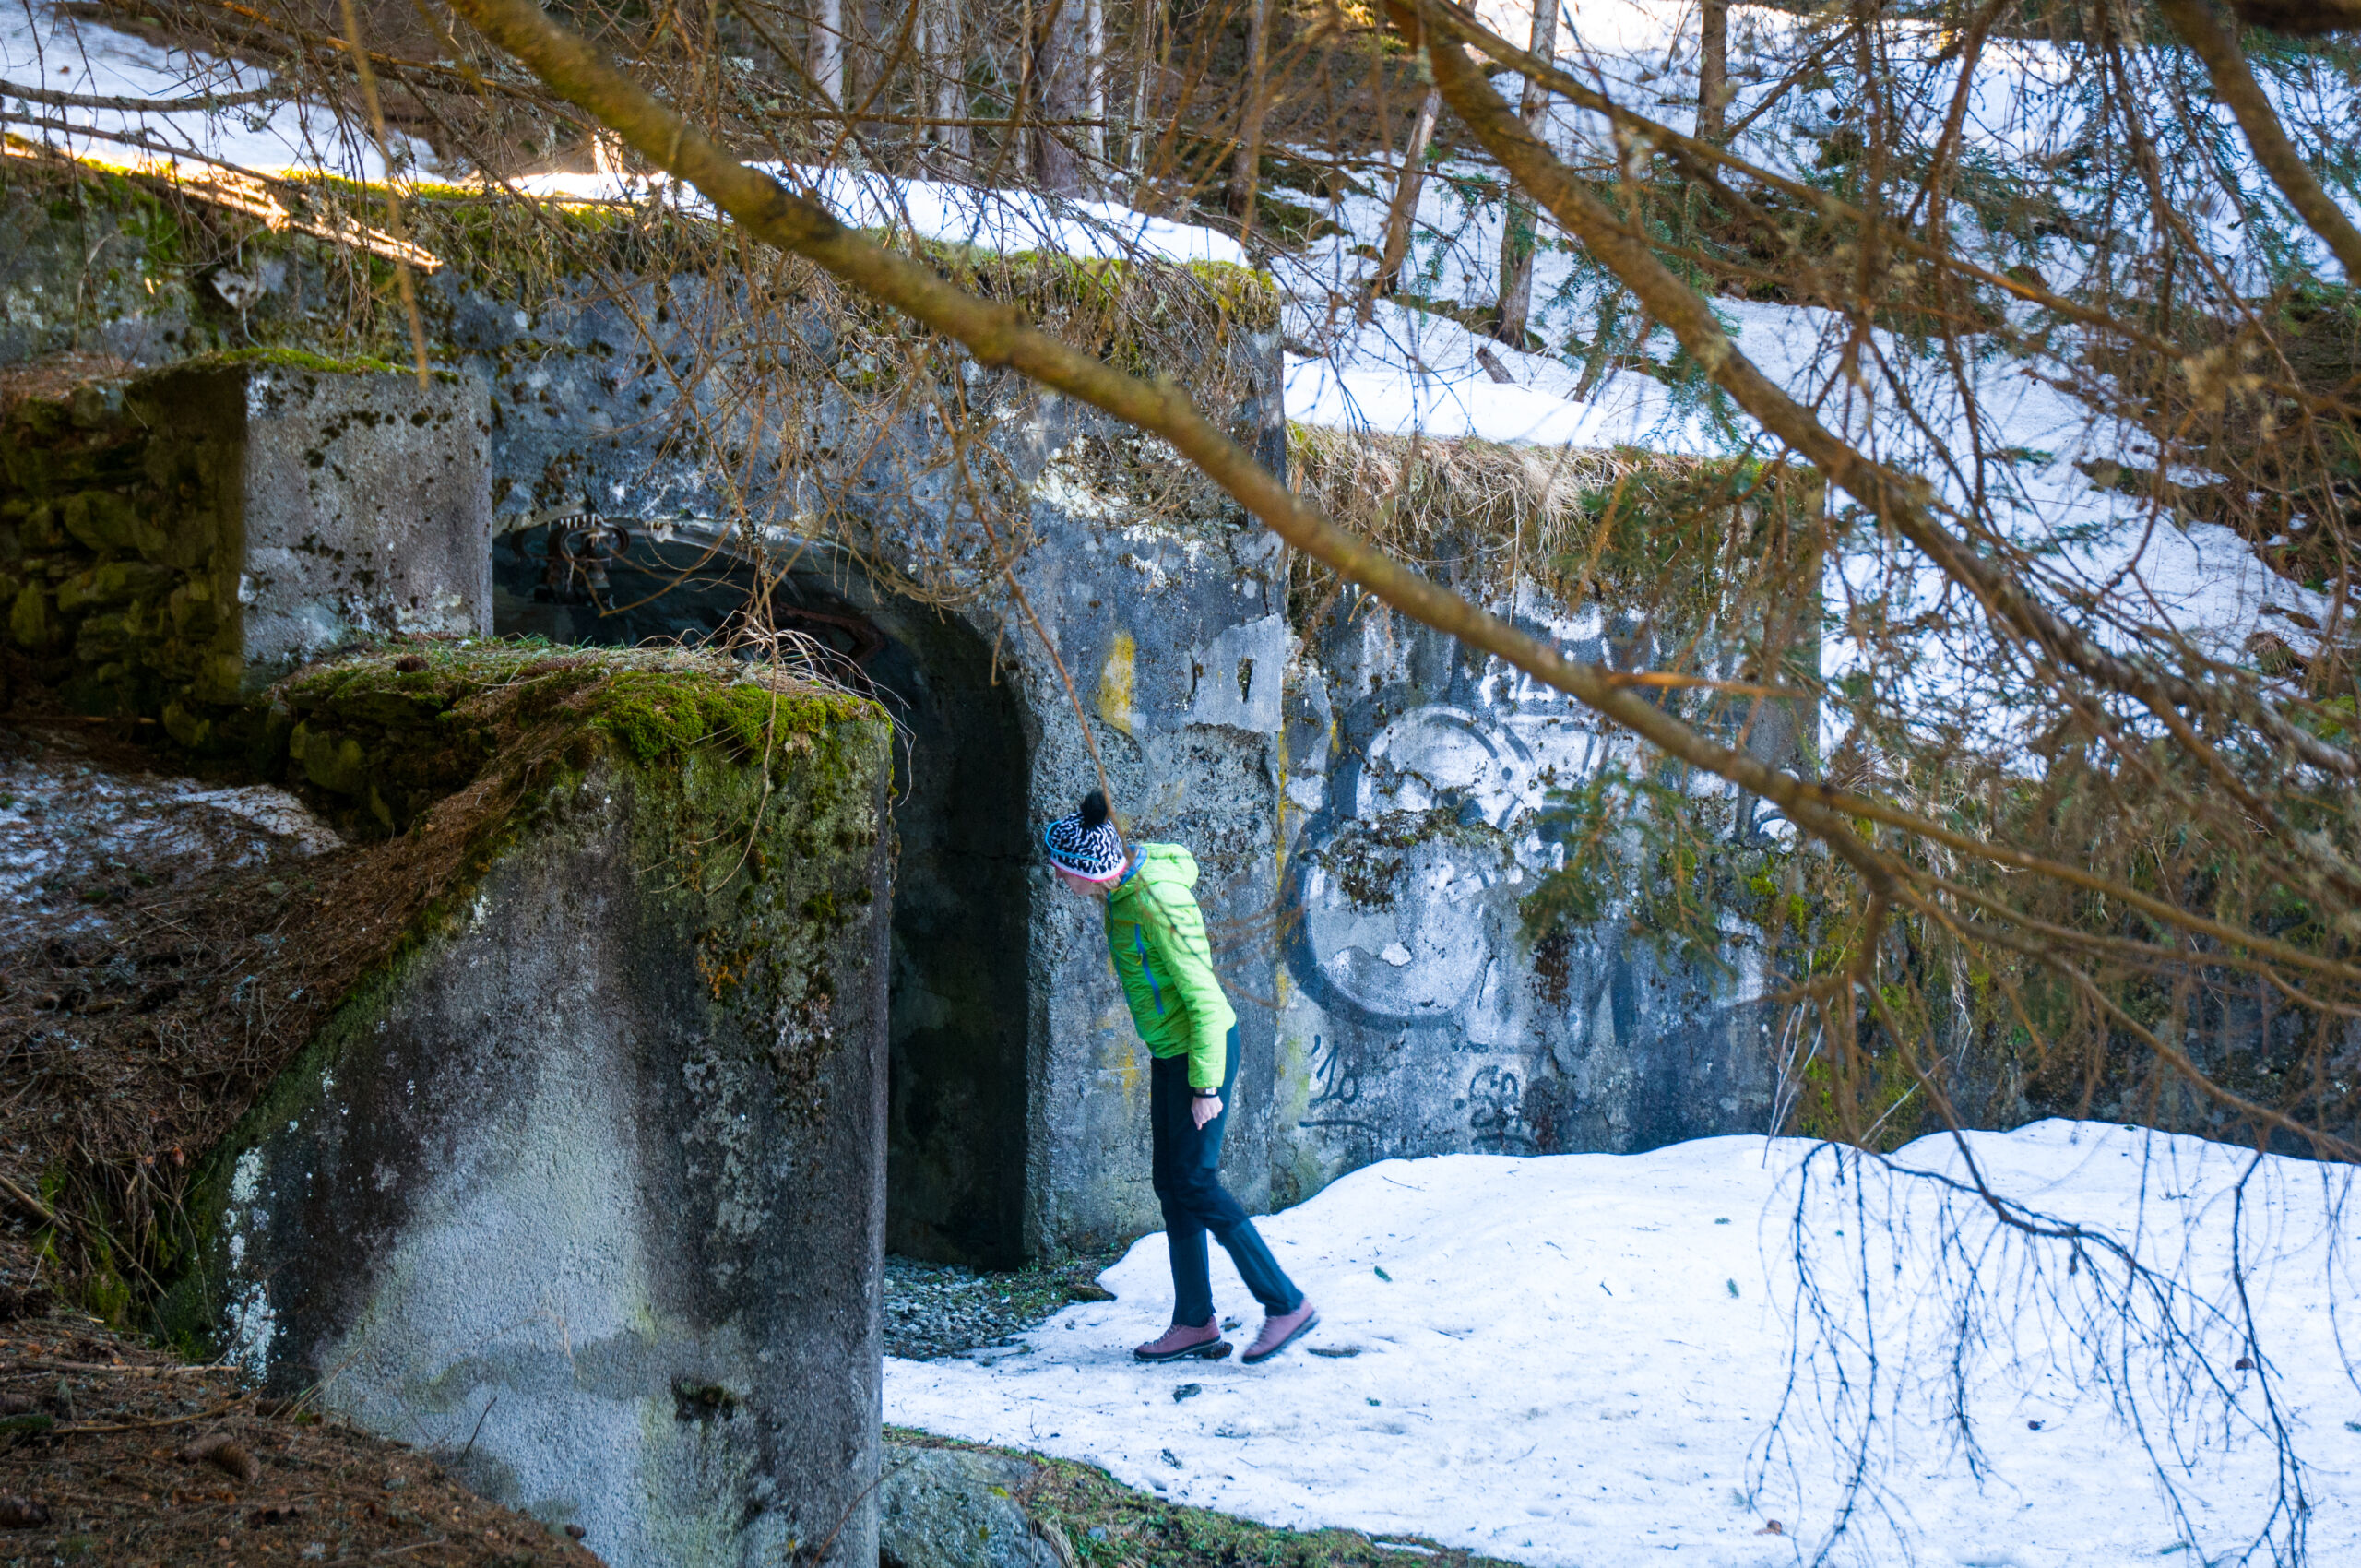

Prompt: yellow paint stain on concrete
[
  {"left": 1274, "top": 711, "right": 1291, "bottom": 885},
  {"left": 1275, "top": 1025, "right": 1314, "bottom": 1124},
  {"left": 1100, "top": 1004, "right": 1145, "bottom": 1106},
  {"left": 1097, "top": 630, "right": 1136, "bottom": 737}
]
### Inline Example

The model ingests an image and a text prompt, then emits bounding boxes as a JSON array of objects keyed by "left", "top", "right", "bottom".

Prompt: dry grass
[
  {"left": 1288, "top": 425, "right": 1644, "bottom": 591},
  {"left": 1287, "top": 426, "right": 1820, "bottom": 633}
]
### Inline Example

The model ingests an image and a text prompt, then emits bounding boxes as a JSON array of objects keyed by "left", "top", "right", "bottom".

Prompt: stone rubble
[{"left": 884, "top": 1253, "right": 1122, "bottom": 1362}]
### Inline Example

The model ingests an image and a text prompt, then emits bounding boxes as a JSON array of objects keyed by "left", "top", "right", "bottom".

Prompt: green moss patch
[
  {"left": 0, "top": 369, "right": 247, "bottom": 737},
  {"left": 272, "top": 639, "right": 878, "bottom": 837},
  {"left": 163, "top": 346, "right": 418, "bottom": 378}
]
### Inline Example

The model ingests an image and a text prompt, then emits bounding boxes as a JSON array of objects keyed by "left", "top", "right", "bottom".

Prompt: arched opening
[{"left": 492, "top": 527, "right": 1034, "bottom": 1267}]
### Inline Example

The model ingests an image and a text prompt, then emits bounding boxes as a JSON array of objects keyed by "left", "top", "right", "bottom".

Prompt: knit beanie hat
[{"left": 1044, "top": 790, "right": 1126, "bottom": 880}]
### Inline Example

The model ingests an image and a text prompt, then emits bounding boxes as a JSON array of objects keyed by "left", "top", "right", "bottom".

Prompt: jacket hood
[{"left": 1124, "top": 842, "right": 1200, "bottom": 894}]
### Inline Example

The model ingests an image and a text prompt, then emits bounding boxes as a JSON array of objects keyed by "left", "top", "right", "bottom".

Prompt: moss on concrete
[
  {"left": 0, "top": 358, "right": 486, "bottom": 755},
  {"left": 1304, "top": 806, "right": 1515, "bottom": 911},
  {"left": 271, "top": 639, "right": 879, "bottom": 837},
  {"left": 0, "top": 153, "right": 1270, "bottom": 381},
  {"left": 0, "top": 369, "right": 246, "bottom": 734},
  {"left": 177, "top": 346, "right": 417, "bottom": 377},
  {"left": 159, "top": 639, "right": 889, "bottom": 1350}
]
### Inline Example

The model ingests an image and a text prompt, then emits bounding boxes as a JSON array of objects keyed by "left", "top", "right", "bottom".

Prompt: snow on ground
[
  {"left": 508, "top": 165, "right": 1248, "bottom": 267},
  {"left": 1282, "top": 278, "right": 2329, "bottom": 706},
  {"left": 0, "top": 742, "right": 340, "bottom": 944},
  {"left": 0, "top": 2, "right": 1244, "bottom": 267},
  {"left": 889, "top": 1120, "right": 2361, "bottom": 1567},
  {"left": 0, "top": 1, "right": 415, "bottom": 177},
  {"left": 1284, "top": 299, "right": 1655, "bottom": 447},
  {"left": 789, "top": 166, "right": 1248, "bottom": 266},
  {"left": 1270, "top": 0, "right": 2352, "bottom": 685}
]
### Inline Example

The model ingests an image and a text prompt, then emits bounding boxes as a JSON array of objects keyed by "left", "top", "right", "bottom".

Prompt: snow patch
[
  {"left": 889, "top": 1121, "right": 2361, "bottom": 1566},
  {"left": 0, "top": 2, "right": 424, "bottom": 178},
  {"left": 503, "top": 164, "right": 1248, "bottom": 268}
]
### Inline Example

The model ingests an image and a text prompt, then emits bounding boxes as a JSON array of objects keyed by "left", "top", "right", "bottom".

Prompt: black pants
[{"left": 1150, "top": 1027, "right": 1303, "bottom": 1325}]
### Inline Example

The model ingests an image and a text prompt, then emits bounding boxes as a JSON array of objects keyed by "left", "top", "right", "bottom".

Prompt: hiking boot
[
  {"left": 1133, "top": 1321, "right": 1231, "bottom": 1362},
  {"left": 1241, "top": 1301, "right": 1319, "bottom": 1364}
]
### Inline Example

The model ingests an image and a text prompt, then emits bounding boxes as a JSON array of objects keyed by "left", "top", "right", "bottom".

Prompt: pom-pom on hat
[{"left": 1044, "top": 790, "right": 1127, "bottom": 880}]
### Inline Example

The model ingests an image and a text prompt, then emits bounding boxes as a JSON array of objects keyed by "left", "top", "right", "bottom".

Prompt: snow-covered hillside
[
  {"left": 1269, "top": 0, "right": 2350, "bottom": 704},
  {"left": 889, "top": 1121, "right": 2361, "bottom": 1567},
  {"left": 15, "top": 0, "right": 2334, "bottom": 712}
]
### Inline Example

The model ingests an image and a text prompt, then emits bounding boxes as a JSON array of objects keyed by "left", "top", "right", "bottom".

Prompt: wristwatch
[{"left": 1192, "top": 1087, "right": 1221, "bottom": 1099}]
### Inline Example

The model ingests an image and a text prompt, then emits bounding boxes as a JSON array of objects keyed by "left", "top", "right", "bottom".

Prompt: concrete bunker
[
  {"left": 493, "top": 528, "right": 1036, "bottom": 1268},
  {"left": 0, "top": 362, "right": 898, "bottom": 1564}
]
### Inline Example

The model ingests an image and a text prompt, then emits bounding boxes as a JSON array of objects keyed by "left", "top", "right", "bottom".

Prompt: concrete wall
[
  {"left": 423, "top": 261, "right": 1797, "bottom": 1249},
  {"left": 0, "top": 175, "right": 1299, "bottom": 1257},
  {"left": 175, "top": 732, "right": 894, "bottom": 1568},
  {"left": 442, "top": 264, "right": 1293, "bottom": 1260},
  {"left": 0, "top": 360, "right": 488, "bottom": 750},
  {"left": 0, "top": 173, "right": 1804, "bottom": 1263},
  {"left": 227, "top": 363, "right": 491, "bottom": 682},
  {"left": 1269, "top": 581, "right": 1800, "bottom": 1203},
  {"left": 1015, "top": 489, "right": 1291, "bottom": 1254}
]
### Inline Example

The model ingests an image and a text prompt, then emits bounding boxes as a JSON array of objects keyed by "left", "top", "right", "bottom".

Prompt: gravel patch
[{"left": 885, "top": 1251, "right": 1126, "bottom": 1360}]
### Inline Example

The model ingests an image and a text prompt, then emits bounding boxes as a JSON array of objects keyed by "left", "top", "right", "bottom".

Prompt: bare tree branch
[
  {"left": 1409, "top": 0, "right": 2361, "bottom": 786},
  {"left": 0, "top": 78, "right": 279, "bottom": 113},
  {"left": 2157, "top": 0, "right": 2361, "bottom": 280},
  {"left": 439, "top": 0, "right": 1910, "bottom": 897}
]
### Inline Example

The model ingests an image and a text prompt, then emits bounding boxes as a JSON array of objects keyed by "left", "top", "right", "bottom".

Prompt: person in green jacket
[{"left": 1044, "top": 790, "right": 1319, "bottom": 1365}]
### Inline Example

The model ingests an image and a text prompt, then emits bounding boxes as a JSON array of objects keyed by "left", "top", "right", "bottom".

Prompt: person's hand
[{"left": 1191, "top": 1094, "right": 1222, "bottom": 1130}]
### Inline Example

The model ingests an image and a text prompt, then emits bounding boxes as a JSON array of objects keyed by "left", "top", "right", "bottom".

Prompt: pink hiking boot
[
  {"left": 1133, "top": 1320, "right": 1233, "bottom": 1362},
  {"left": 1241, "top": 1301, "right": 1319, "bottom": 1364}
]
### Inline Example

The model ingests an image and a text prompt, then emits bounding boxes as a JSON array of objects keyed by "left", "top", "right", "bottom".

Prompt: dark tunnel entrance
[{"left": 493, "top": 524, "right": 1034, "bottom": 1267}]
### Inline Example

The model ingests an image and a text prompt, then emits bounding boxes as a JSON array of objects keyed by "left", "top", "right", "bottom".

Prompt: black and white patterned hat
[{"left": 1044, "top": 790, "right": 1126, "bottom": 880}]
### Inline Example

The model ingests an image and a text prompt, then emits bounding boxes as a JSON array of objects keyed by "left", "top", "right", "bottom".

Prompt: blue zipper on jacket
[{"left": 1132, "top": 924, "right": 1166, "bottom": 1015}]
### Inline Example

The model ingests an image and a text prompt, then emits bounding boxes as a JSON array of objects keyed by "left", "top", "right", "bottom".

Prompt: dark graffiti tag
[{"left": 1468, "top": 1063, "right": 1538, "bottom": 1155}]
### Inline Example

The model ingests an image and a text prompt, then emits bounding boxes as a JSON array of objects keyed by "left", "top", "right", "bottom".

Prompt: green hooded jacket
[{"left": 1104, "top": 843, "right": 1236, "bottom": 1089}]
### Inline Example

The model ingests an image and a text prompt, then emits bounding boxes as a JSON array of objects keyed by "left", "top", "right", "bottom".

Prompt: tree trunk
[
  {"left": 812, "top": 0, "right": 846, "bottom": 109},
  {"left": 1228, "top": 0, "right": 1275, "bottom": 239},
  {"left": 1126, "top": 0, "right": 1160, "bottom": 181},
  {"left": 1697, "top": 0, "right": 1729, "bottom": 142},
  {"left": 1128, "top": 0, "right": 1157, "bottom": 174},
  {"left": 1492, "top": 0, "right": 1560, "bottom": 346},
  {"left": 1085, "top": 0, "right": 1107, "bottom": 169},
  {"left": 1363, "top": 85, "right": 1442, "bottom": 323},
  {"left": 1029, "top": 0, "right": 1086, "bottom": 193},
  {"left": 928, "top": 0, "right": 969, "bottom": 160}
]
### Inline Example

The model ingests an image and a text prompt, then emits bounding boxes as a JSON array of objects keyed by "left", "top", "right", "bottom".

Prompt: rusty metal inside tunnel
[{"left": 494, "top": 527, "right": 1036, "bottom": 1267}]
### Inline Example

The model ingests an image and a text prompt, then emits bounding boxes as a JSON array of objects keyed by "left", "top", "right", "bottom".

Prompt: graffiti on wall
[{"left": 1276, "top": 600, "right": 1785, "bottom": 1182}]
